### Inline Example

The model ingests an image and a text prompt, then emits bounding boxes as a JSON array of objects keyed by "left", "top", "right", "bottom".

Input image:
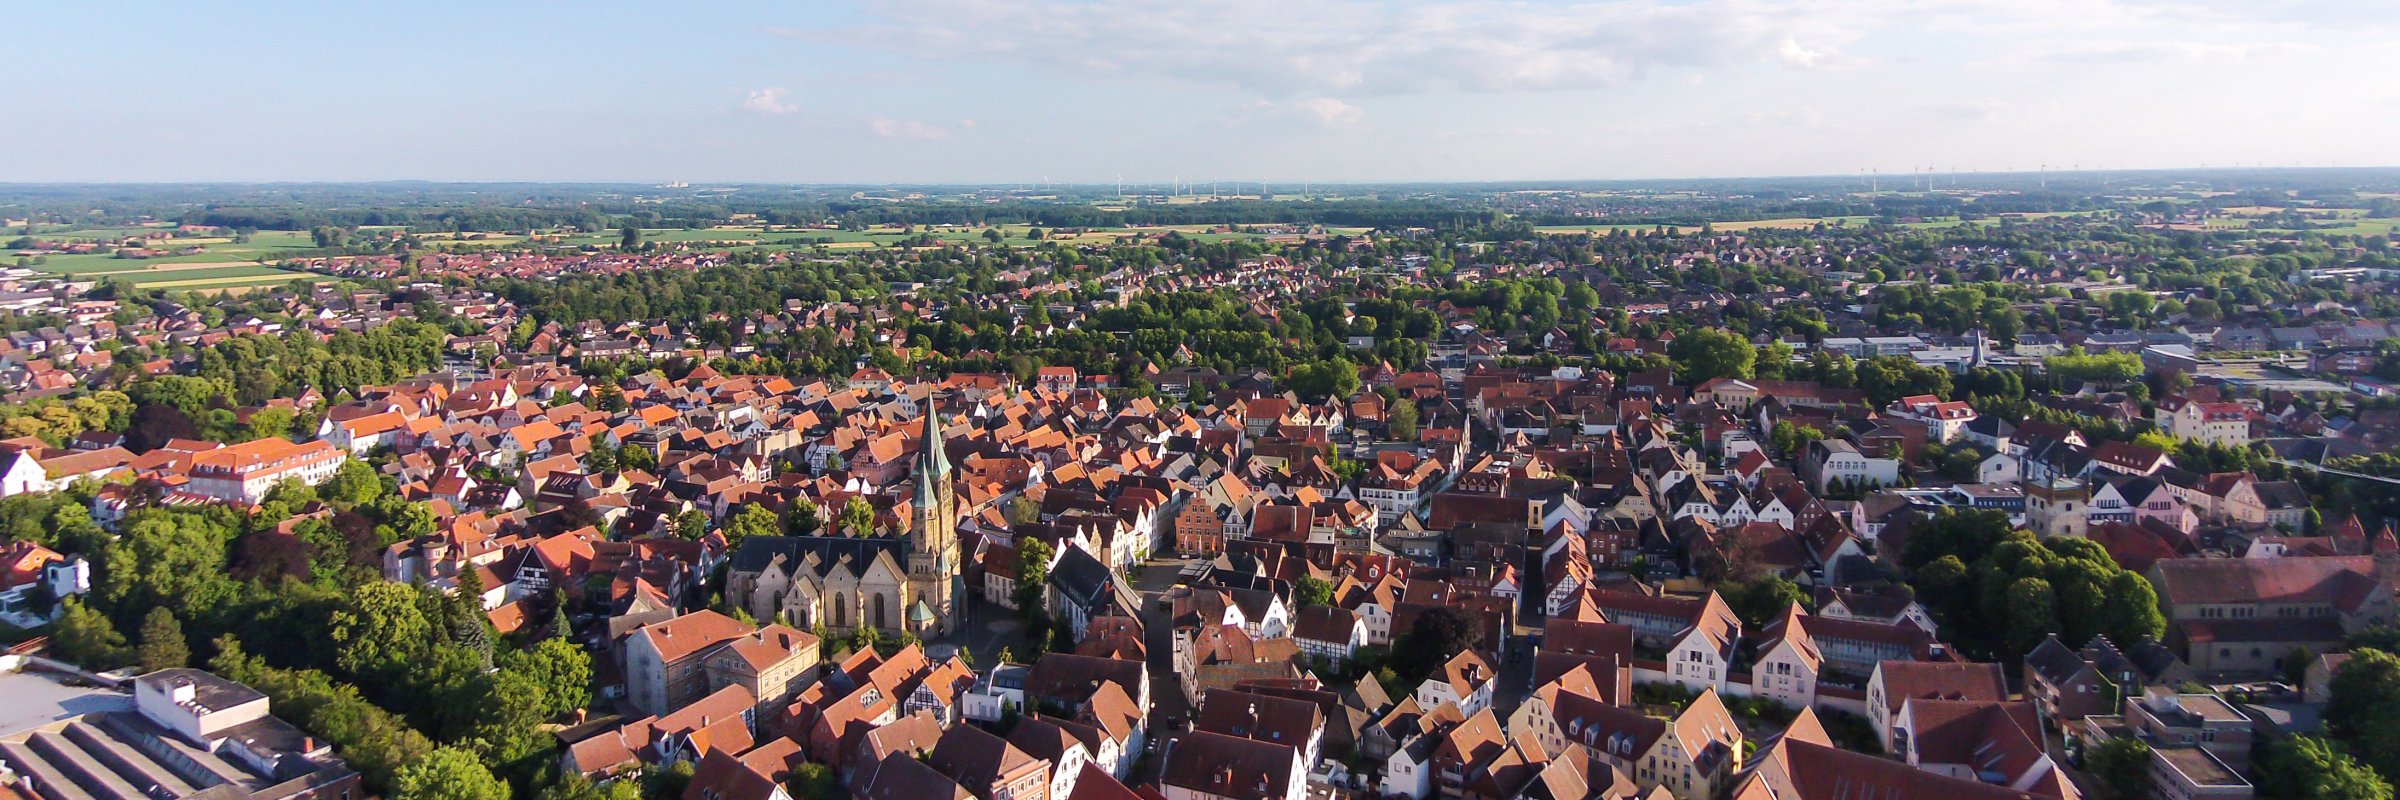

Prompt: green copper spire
[{"left": 913, "top": 405, "right": 950, "bottom": 506}]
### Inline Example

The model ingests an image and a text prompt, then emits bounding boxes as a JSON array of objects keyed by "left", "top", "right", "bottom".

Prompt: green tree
[
  {"left": 675, "top": 509, "right": 709, "bottom": 541},
  {"left": 1014, "top": 537, "right": 1054, "bottom": 617},
  {"left": 322, "top": 459, "right": 386, "bottom": 507},
  {"left": 103, "top": 511, "right": 237, "bottom": 622},
  {"left": 331, "top": 581, "right": 433, "bottom": 675},
  {"left": 1855, "top": 355, "right": 1953, "bottom": 406},
  {"left": 2260, "top": 735, "right": 2393, "bottom": 800},
  {"left": 1008, "top": 495, "right": 1042, "bottom": 526},
  {"left": 1901, "top": 509, "right": 2015, "bottom": 570},
  {"left": 2083, "top": 736, "right": 2154, "bottom": 800},
  {"left": 618, "top": 442, "right": 656, "bottom": 472},
  {"left": 784, "top": 499, "right": 822, "bottom": 535},
  {"left": 1386, "top": 398, "right": 1420, "bottom": 441},
  {"left": 1723, "top": 577, "right": 1810, "bottom": 628},
  {"left": 725, "top": 504, "right": 780, "bottom": 550},
  {"left": 852, "top": 624, "right": 882, "bottom": 653},
  {"left": 51, "top": 599, "right": 131, "bottom": 669},
  {"left": 838, "top": 497, "right": 876, "bottom": 536},
  {"left": 2046, "top": 348, "right": 2145, "bottom": 385},
  {"left": 584, "top": 441, "right": 617, "bottom": 473},
  {"left": 137, "top": 606, "right": 188, "bottom": 673},
  {"left": 464, "top": 666, "right": 553, "bottom": 766},
  {"left": 618, "top": 225, "right": 642, "bottom": 251},
  {"left": 2004, "top": 576, "right": 2061, "bottom": 656},
  {"left": 1669, "top": 328, "right": 1756, "bottom": 384},
  {"left": 1769, "top": 420, "right": 1823, "bottom": 456},
  {"left": 1289, "top": 356, "right": 1362, "bottom": 401},
  {"left": 243, "top": 407, "right": 297, "bottom": 442},
  {"left": 392, "top": 746, "right": 509, "bottom": 800},
  {"left": 538, "top": 773, "right": 642, "bottom": 800},
  {"left": 503, "top": 635, "right": 594, "bottom": 718},
  {"left": 2330, "top": 648, "right": 2400, "bottom": 785},
  {"left": 1294, "top": 577, "right": 1335, "bottom": 608},
  {"left": 2094, "top": 571, "right": 2167, "bottom": 651},
  {"left": 642, "top": 760, "right": 694, "bottom": 800},
  {"left": 788, "top": 762, "right": 839, "bottom": 799}
]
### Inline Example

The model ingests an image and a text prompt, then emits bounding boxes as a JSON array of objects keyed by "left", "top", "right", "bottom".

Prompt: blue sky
[{"left": 5, "top": 0, "right": 2395, "bottom": 183}]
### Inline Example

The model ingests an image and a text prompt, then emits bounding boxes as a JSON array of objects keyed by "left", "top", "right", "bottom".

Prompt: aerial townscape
[
  {"left": 0, "top": 172, "right": 2398, "bottom": 800},
  {"left": 4, "top": 2, "right": 2400, "bottom": 799}
]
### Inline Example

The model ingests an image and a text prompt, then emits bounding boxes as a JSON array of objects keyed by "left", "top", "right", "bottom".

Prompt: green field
[
  {"left": 134, "top": 273, "right": 318, "bottom": 291},
  {"left": 12, "top": 229, "right": 321, "bottom": 288},
  {"left": 2303, "top": 218, "right": 2400, "bottom": 236},
  {"left": 75, "top": 264, "right": 305, "bottom": 283}
]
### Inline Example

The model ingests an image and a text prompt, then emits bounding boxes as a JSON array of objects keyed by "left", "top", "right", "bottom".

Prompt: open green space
[{"left": 13, "top": 229, "right": 321, "bottom": 276}]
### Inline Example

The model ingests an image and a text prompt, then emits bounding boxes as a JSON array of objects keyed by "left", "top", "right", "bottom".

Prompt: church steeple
[
  {"left": 913, "top": 405, "right": 950, "bottom": 507},
  {"left": 905, "top": 401, "right": 960, "bottom": 636}
]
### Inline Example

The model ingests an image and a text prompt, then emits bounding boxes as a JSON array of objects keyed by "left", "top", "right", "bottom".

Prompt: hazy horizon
[{"left": 9, "top": 1, "right": 2396, "bottom": 184}]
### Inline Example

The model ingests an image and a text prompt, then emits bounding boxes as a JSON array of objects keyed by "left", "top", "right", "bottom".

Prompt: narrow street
[{"left": 1131, "top": 557, "right": 1193, "bottom": 784}]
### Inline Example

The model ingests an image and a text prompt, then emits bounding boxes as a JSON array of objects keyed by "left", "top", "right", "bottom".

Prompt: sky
[{"left": 4, "top": 0, "right": 2396, "bottom": 184}]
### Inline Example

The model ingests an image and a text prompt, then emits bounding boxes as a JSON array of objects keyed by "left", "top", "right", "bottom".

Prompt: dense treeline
[
  {"left": 29, "top": 462, "right": 591, "bottom": 799},
  {"left": 183, "top": 206, "right": 613, "bottom": 234}
]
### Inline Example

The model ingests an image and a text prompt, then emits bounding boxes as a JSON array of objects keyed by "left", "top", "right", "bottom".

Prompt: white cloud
[
  {"left": 1293, "top": 98, "right": 1364, "bottom": 127},
  {"left": 741, "top": 87, "right": 798, "bottom": 114},
  {"left": 1776, "top": 36, "right": 1865, "bottom": 69},
  {"left": 868, "top": 117, "right": 957, "bottom": 140},
  {"left": 800, "top": 0, "right": 2355, "bottom": 101},
  {"left": 809, "top": 0, "right": 1876, "bottom": 98}
]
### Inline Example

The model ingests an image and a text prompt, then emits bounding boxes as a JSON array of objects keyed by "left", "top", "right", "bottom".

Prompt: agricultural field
[
  {"left": 2301, "top": 217, "right": 2400, "bottom": 236},
  {"left": 9, "top": 228, "right": 321, "bottom": 289}
]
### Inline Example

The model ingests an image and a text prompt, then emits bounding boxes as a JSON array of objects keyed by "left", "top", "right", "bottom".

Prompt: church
[{"left": 724, "top": 407, "right": 964, "bottom": 637}]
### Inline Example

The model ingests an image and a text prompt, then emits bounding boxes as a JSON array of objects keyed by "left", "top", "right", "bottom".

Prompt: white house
[
  {"left": 1414, "top": 650, "right": 1498, "bottom": 716},
  {"left": 1292, "top": 606, "right": 1366, "bottom": 664}
]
